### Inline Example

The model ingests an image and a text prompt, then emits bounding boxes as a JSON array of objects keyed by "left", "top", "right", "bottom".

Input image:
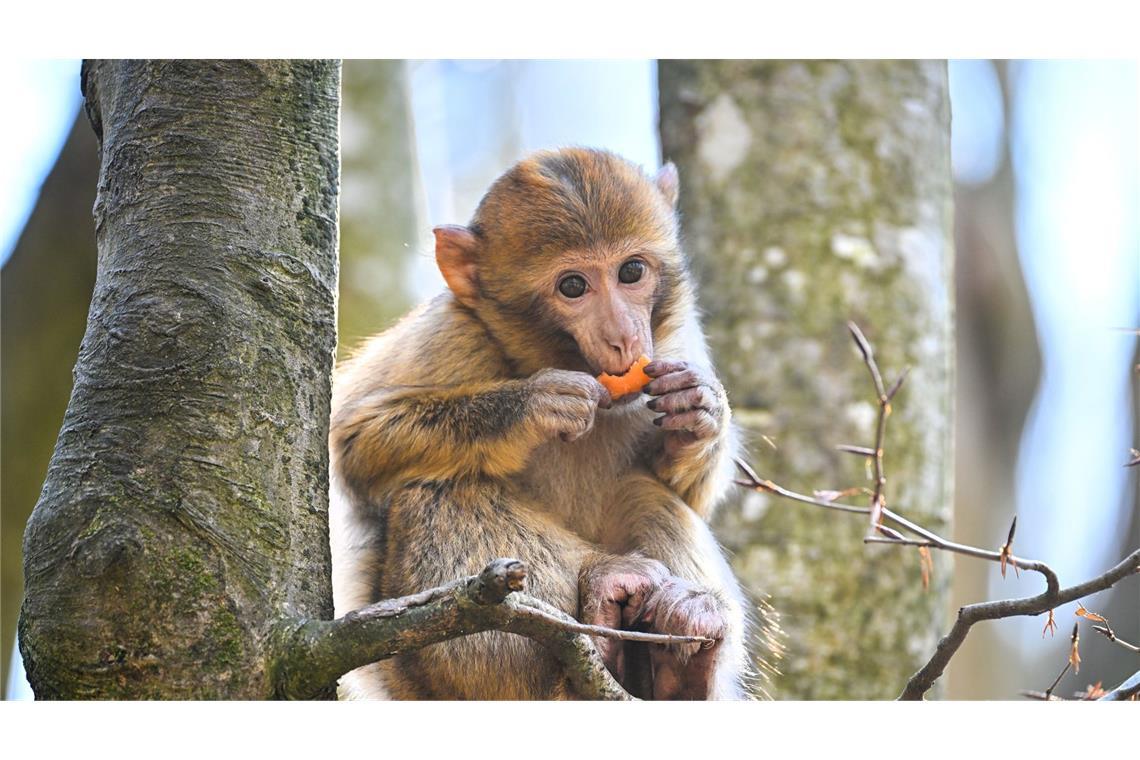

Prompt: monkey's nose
[{"left": 607, "top": 334, "right": 641, "bottom": 368}]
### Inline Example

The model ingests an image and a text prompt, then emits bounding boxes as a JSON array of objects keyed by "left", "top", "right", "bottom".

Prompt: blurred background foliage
[{"left": 2, "top": 60, "right": 1136, "bottom": 699}]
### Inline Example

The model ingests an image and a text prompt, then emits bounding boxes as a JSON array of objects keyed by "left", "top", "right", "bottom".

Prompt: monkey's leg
[
  {"left": 590, "top": 474, "right": 749, "bottom": 700},
  {"left": 374, "top": 478, "right": 593, "bottom": 700},
  {"left": 329, "top": 477, "right": 395, "bottom": 699}
]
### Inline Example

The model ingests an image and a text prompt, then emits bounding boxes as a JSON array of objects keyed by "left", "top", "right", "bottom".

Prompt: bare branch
[
  {"left": 898, "top": 548, "right": 1140, "bottom": 700},
  {"left": 272, "top": 558, "right": 707, "bottom": 700}
]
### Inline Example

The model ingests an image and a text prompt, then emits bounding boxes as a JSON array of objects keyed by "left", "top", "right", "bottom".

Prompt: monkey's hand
[
  {"left": 579, "top": 555, "right": 727, "bottom": 700},
  {"left": 644, "top": 360, "right": 728, "bottom": 458},
  {"left": 526, "top": 369, "right": 612, "bottom": 443}
]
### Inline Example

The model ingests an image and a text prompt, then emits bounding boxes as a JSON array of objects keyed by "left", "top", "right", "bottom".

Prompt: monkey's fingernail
[
  {"left": 644, "top": 362, "right": 662, "bottom": 376},
  {"left": 652, "top": 416, "right": 664, "bottom": 427},
  {"left": 646, "top": 399, "right": 659, "bottom": 411}
]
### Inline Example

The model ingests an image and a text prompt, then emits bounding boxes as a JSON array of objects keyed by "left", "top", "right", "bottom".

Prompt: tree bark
[
  {"left": 659, "top": 60, "right": 955, "bottom": 699},
  {"left": 19, "top": 60, "right": 341, "bottom": 699}
]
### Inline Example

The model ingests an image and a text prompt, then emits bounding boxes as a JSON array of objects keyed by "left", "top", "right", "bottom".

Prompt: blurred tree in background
[
  {"left": 948, "top": 60, "right": 1041, "bottom": 698},
  {"left": 1, "top": 115, "right": 98, "bottom": 697},
  {"left": 337, "top": 60, "right": 425, "bottom": 357},
  {"left": 659, "top": 60, "right": 954, "bottom": 698}
]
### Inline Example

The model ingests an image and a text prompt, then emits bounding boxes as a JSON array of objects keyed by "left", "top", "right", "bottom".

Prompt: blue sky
[{"left": 0, "top": 60, "right": 82, "bottom": 266}]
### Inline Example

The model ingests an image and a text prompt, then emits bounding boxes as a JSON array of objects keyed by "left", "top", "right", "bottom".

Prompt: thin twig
[
  {"left": 1044, "top": 660, "right": 1072, "bottom": 701},
  {"left": 1091, "top": 624, "right": 1140, "bottom": 653},
  {"left": 738, "top": 457, "right": 1060, "bottom": 578}
]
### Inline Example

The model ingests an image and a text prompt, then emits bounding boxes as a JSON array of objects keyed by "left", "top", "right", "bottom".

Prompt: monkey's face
[
  {"left": 543, "top": 244, "right": 658, "bottom": 378},
  {"left": 435, "top": 148, "right": 688, "bottom": 379}
]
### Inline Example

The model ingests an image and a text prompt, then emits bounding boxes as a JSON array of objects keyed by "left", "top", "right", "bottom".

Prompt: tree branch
[
  {"left": 898, "top": 548, "right": 1139, "bottom": 700},
  {"left": 735, "top": 321, "right": 1140, "bottom": 701},
  {"left": 271, "top": 558, "right": 708, "bottom": 700}
]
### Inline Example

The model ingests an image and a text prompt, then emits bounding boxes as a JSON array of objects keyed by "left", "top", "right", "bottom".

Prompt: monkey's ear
[
  {"left": 434, "top": 225, "right": 480, "bottom": 306},
  {"left": 655, "top": 162, "right": 680, "bottom": 208}
]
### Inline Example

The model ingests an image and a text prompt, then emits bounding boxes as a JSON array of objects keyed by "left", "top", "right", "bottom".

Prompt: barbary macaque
[{"left": 329, "top": 147, "right": 750, "bottom": 699}]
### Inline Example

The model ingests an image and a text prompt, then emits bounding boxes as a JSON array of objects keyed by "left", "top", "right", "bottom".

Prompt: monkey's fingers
[
  {"left": 643, "top": 359, "right": 687, "bottom": 378},
  {"left": 591, "top": 379, "right": 614, "bottom": 409},
  {"left": 652, "top": 409, "right": 718, "bottom": 439},
  {"left": 644, "top": 367, "right": 704, "bottom": 396},
  {"left": 646, "top": 385, "right": 718, "bottom": 415}
]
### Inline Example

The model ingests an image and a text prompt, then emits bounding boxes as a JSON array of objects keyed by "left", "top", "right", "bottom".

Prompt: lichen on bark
[
  {"left": 659, "top": 60, "right": 954, "bottom": 699},
  {"left": 19, "top": 60, "right": 341, "bottom": 699}
]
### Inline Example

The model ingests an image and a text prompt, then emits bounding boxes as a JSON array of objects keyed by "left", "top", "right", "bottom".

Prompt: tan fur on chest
[{"left": 518, "top": 401, "right": 658, "bottom": 541}]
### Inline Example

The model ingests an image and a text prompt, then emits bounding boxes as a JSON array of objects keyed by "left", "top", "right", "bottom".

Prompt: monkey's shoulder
[{"left": 335, "top": 293, "right": 510, "bottom": 394}]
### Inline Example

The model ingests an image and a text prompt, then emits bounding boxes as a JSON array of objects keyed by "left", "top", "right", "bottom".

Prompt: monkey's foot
[
  {"left": 467, "top": 558, "right": 528, "bottom": 605},
  {"left": 637, "top": 579, "right": 728, "bottom": 700},
  {"left": 579, "top": 558, "right": 727, "bottom": 699}
]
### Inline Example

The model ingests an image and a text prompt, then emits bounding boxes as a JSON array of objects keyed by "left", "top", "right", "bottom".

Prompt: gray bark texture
[
  {"left": 659, "top": 60, "right": 955, "bottom": 699},
  {"left": 19, "top": 60, "right": 341, "bottom": 699}
]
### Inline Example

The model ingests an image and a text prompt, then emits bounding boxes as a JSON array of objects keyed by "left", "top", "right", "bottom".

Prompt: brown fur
[{"left": 329, "top": 148, "right": 748, "bottom": 699}]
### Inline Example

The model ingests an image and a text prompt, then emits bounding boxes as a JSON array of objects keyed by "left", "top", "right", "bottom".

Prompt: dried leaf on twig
[
  {"left": 1074, "top": 603, "right": 1108, "bottom": 624},
  {"left": 1075, "top": 681, "right": 1106, "bottom": 700},
  {"left": 1042, "top": 609, "right": 1057, "bottom": 638},
  {"left": 918, "top": 546, "right": 933, "bottom": 591}
]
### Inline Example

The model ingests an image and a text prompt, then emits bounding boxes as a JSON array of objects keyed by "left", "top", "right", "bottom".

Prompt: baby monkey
[{"left": 329, "top": 147, "right": 748, "bottom": 699}]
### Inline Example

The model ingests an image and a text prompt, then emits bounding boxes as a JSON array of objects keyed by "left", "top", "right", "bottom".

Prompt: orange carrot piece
[{"left": 597, "top": 355, "right": 652, "bottom": 400}]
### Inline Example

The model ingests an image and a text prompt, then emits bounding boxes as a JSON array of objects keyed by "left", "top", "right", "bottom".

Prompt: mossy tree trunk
[
  {"left": 659, "top": 60, "right": 954, "bottom": 699},
  {"left": 19, "top": 60, "right": 340, "bottom": 699}
]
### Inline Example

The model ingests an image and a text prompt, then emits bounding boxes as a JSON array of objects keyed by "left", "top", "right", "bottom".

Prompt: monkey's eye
[
  {"left": 618, "top": 259, "right": 645, "bottom": 284},
  {"left": 558, "top": 274, "right": 587, "bottom": 299}
]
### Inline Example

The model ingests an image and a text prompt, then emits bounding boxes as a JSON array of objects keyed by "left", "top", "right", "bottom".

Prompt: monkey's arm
[
  {"left": 643, "top": 360, "right": 739, "bottom": 519},
  {"left": 332, "top": 370, "right": 608, "bottom": 497}
]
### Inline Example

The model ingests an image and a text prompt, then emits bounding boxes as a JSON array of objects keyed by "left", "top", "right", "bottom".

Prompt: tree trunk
[
  {"left": 19, "top": 60, "right": 340, "bottom": 699},
  {"left": 1, "top": 112, "right": 99, "bottom": 697},
  {"left": 659, "top": 60, "right": 955, "bottom": 699}
]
